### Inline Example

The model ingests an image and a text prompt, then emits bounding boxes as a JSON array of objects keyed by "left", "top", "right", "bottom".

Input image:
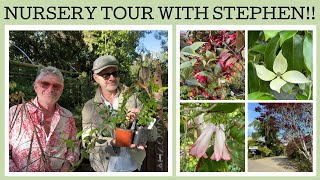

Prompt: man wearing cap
[{"left": 82, "top": 55, "right": 146, "bottom": 172}]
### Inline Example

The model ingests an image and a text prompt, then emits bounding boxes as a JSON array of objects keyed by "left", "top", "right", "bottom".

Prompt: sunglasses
[
  {"left": 98, "top": 71, "right": 119, "bottom": 79},
  {"left": 37, "top": 81, "right": 63, "bottom": 91}
]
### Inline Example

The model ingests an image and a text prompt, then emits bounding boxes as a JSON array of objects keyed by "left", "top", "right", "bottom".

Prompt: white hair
[{"left": 34, "top": 66, "right": 64, "bottom": 84}]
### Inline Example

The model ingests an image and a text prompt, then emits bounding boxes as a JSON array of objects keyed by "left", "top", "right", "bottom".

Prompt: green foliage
[
  {"left": 248, "top": 30, "right": 313, "bottom": 100},
  {"left": 83, "top": 30, "right": 145, "bottom": 84},
  {"left": 10, "top": 31, "right": 95, "bottom": 71},
  {"left": 270, "top": 144, "right": 285, "bottom": 156},
  {"left": 286, "top": 139, "right": 312, "bottom": 172},
  {"left": 258, "top": 146, "right": 272, "bottom": 157},
  {"left": 180, "top": 30, "right": 245, "bottom": 100},
  {"left": 197, "top": 146, "right": 229, "bottom": 172},
  {"left": 98, "top": 88, "right": 135, "bottom": 130},
  {"left": 248, "top": 92, "right": 276, "bottom": 100},
  {"left": 227, "top": 140, "right": 245, "bottom": 171}
]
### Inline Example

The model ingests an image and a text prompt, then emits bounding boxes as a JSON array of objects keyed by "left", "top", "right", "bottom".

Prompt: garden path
[{"left": 248, "top": 156, "right": 298, "bottom": 172}]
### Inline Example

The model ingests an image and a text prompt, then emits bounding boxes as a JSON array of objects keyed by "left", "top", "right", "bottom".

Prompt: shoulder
[
  {"left": 83, "top": 97, "right": 98, "bottom": 111},
  {"left": 9, "top": 104, "right": 20, "bottom": 112},
  {"left": 9, "top": 104, "right": 25, "bottom": 116},
  {"left": 59, "top": 106, "right": 74, "bottom": 118}
]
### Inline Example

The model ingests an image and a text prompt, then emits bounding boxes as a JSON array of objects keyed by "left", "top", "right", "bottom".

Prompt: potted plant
[
  {"left": 97, "top": 88, "right": 136, "bottom": 147},
  {"left": 132, "top": 93, "right": 158, "bottom": 146}
]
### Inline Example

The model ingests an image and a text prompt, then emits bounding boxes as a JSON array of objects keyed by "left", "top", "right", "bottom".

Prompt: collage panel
[
  {"left": 248, "top": 30, "right": 313, "bottom": 100},
  {"left": 248, "top": 103, "right": 313, "bottom": 172},
  {"left": 179, "top": 30, "right": 245, "bottom": 100},
  {"left": 179, "top": 103, "right": 245, "bottom": 172},
  {"left": 7, "top": 26, "right": 172, "bottom": 175}
]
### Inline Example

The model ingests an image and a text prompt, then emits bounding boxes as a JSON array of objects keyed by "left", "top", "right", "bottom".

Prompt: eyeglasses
[
  {"left": 98, "top": 71, "right": 119, "bottom": 79},
  {"left": 37, "top": 81, "right": 63, "bottom": 91}
]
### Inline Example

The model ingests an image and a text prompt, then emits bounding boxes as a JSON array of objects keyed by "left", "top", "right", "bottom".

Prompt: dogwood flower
[
  {"left": 210, "top": 124, "right": 231, "bottom": 161},
  {"left": 255, "top": 50, "right": 311, "bottom": 93},
  {"left": 189, "top": 123, "right": 216, "bottom": 158}
]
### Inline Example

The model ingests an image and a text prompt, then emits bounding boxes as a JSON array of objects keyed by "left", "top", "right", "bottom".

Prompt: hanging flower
[
  {"left": 255, "top": 50, "right": 311, "bottom": 93},
  {"left": 189, "top": 123, "right": 216, "bottom": 158},
  {"left": 210, "top": 124, "right": 231, "bottom": 161}
]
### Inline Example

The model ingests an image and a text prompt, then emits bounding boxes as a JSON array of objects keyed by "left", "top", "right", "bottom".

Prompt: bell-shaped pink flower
[
  {"left": 189, "top": 123, "right": 216, "bottom": 158},
  {"left": 210, "top": 124, "right": 231, "bottom": 161}
]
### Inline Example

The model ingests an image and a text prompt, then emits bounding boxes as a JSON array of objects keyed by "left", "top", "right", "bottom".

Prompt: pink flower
[
  {"left": 189, "top": 123, "right": 216, "bottom": 158},
  {"left": 203, "top": 90, "right": 209, "bottom": 98},
  {"left": 192, "top": 69, "right": 201, "bottom": 76},
  {"left": 205, "top": 43, "right": 212, "bottom": 50},
  {"left": 187, "top": 37, "right": 194, "bottom": 45},
  {"left": 210, "top": 124, "right": 231, "bottom": 161},
  {"left": 196, "top": 75, "right": 207, "bottom": 84}
]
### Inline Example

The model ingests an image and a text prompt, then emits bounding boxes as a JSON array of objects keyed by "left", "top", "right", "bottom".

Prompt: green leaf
[
  {"left": 248, "top": 31, "right": 261, "bottom": 48},
  {"left": 255, "top": 64, "right": 276, "bottom": 81},
  {"left": 96, "top": 139, "right": 107, "bottom": 144},
  {"left": 195, "top": 71, "right": 213, "bottom": 81},
  {"left": 214, "top": 64, "right": 222, "bottom": 75},
  {"left": 205, "top": 50, "right": 214, "bottom": 59},
  {"left": 180, "top": 61, "right": 193, "bottom": 69},
  {"left": 298, "top": 83, "right": 306, "bottom": 90},
  {"left": 280, "top": 31, "right": 298, "bottom": 46},
  {"left": 282, "top": 83, "right": 295, "bottom": 93},
  {"left": 65, "top": 140, "right": 75, "bottom": 153},
  {"left": 264, "top": 34, "right": 280, "bottom": 70},
  {"left": 101, "top": 129, "right": 111, "bottom": 137},
  {"left": 282, "top": 71, "right": 311, "bottom": 84},
  {"left": 303, "top": 32, "right": 313, "bottom": 73},
  {"left": 270, "top": 77, "right": 287, "bottom": 93},
  {"left": 273, "top": 50, "right": 287, "bottom": 74},
  {"left": 181, "top": 46, "right": 199, "bottom": 57},
  {"left": 227, "top": 140, "right": 245, "bottom": 171},
  {"left": 230, "top": 124, "right": 245, "bottom": 143},
  {"left": 264, "top": 30, "right": 280, "bottom": 41},
  {"left": 250, "top": 44, "right": 266, "bottom": 54},
  {"left": 196, "top": 145, "right": 229, "bottom": 172},
  {"left": 248, "top": 92, "right": 277, "bottom": 100},
  {"left": 211, "top": 103, "right": 243, "bottom": 113},
  {"left": 282, "top": 34, "right": 304, "bottom": 72},
  {"left": 190, "top": 42, "right": 207, "bottom": 51},
  {"left": 76, "top": 131, "right": 83, "bottom": 139},
  {"left": 296, "top": 94, "right": 308, "bottom": 100},
  {"left": 248, "top": 61, "right": 260, "bottom": 93},
  {"left": 185, "top": 79, "right": 203, "bottom": 88}
]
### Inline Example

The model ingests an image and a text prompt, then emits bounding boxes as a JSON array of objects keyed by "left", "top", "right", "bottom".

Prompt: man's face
[
  {"left": 34, "top": 74, "right": 64, "bottom": 106},
  {"left": 94, "top": 67, "right": 119, "bottom": 93}
]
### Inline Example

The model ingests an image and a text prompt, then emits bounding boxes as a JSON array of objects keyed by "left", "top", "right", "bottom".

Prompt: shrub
[
  {"left": 270, "top": 144, "right": 285, "bottom": 156},
  {"left": 258, "top": 146, "right": 272, "bottom": 157}
]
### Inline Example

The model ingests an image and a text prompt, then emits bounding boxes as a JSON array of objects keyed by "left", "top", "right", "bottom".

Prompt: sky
[
  {"left": 138, "top": 31, "right": 162, "bottom": 53},
  {"left": 248, "top": 103, "right": 261, "bottom": 137}
]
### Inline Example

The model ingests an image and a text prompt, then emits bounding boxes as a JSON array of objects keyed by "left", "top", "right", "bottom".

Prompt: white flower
[
  {"left": 255, "top": 50, "right": 311, "bottom": 93},
  {"left": 210, "top": 124, "right": 231, "bottom": 161}
]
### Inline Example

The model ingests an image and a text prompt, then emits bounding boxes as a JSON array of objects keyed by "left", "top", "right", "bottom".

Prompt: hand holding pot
[
  {"left": 128, "top": 144, "right": 147, "bottom": 150},
  {"left": 110, "top": 139, "right": 118, "bottom": 147}
]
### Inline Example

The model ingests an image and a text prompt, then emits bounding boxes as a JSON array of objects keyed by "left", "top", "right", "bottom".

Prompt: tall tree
[
  {"left": 83, "top": 31, "right": 146, "bottom": 77},
  {"left": 9, "top": 31, "right": 94, "bottom": 72},
  {"left": 255, "top": 103, "right": 313, "bottom": 166}
]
